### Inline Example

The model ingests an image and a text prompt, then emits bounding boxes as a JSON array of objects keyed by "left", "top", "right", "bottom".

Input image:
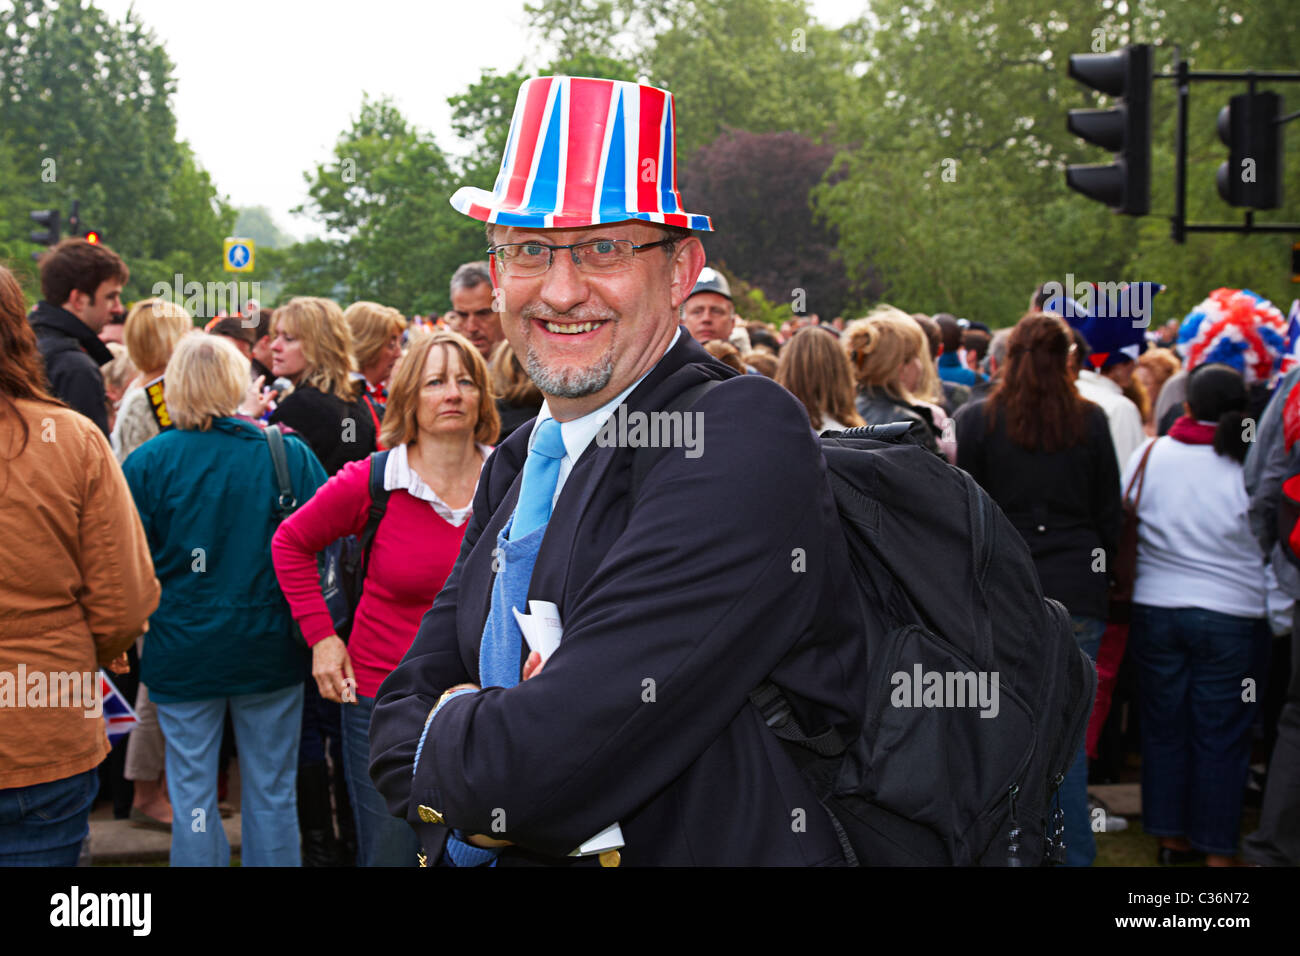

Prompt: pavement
[
  {"left": 88, "top": 761, "right": 242, "bottom": 865},
  {"left": 83, "top": 766, "right": 1143, "bottom": 865}
]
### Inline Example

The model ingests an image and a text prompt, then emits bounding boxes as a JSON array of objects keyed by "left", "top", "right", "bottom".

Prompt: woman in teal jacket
[{"left": 123, "top": 332, "right": 327, "bottom": 866}]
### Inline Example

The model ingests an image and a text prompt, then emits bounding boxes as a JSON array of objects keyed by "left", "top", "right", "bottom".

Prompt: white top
[
  {"left": 529, "top": 329, "right": 682, "bottom": 508},
  {"left": 1121, "top": 436, "right": 1266, "bottom": 619},
  {"left": 383, "top": 441, "right": 493, "bottom": 527},
  {"left": 1077, "top": 370, "right": 1145, "bottom": 484}
]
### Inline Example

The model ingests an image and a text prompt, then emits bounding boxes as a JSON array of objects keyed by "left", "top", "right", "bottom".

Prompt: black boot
[{"left": 298, "top": 761, "right": 338, "bottom": 868}]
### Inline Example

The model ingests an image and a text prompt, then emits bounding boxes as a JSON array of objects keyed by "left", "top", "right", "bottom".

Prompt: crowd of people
[{"left": 2, "top": 74, "right": 1297, "bottom": 870}]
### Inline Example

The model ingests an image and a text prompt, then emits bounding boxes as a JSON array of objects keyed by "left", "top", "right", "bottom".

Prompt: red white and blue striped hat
[{"left": 450, "top": 76, "right": 713, "bottom": 232}]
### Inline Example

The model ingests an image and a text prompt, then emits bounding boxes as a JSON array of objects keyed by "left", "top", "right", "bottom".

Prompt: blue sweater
[{"left": 122, "top": 417, "right": 328, "bottom": 702}]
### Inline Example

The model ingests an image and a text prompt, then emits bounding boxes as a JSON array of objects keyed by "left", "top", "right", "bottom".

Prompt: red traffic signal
[{"left": 84, "top": 230, "right": 101, "bottom": 244}]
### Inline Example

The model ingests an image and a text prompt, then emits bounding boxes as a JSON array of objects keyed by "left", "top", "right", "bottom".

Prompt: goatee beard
[
  {"left": 524, "top": 345, "right": 615, "bottom": 398},
  {"left": 519, "top": 306, "right": 618, "bottom": 399}
]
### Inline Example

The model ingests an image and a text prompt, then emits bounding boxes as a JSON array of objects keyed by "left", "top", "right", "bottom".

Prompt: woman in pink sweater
[{"left": 272, "top": 330, "right": 500, "bottom": 866}]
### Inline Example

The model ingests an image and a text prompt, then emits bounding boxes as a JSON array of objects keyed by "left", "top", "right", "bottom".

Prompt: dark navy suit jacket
[{"left": 369, "top": 331, "right": 865, "bottom": 865}]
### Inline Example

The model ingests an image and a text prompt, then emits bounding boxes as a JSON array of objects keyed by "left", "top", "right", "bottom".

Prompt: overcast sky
[{"left": 94, "top": 0, "right": 867, "bottom": 240}]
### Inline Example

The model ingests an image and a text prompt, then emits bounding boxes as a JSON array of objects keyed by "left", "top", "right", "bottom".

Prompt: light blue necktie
[
  {"left": 509, "top": 417, "right": 567, "bottom": 541},
  {"left": 477, "top": 416, "right": 567, "bottom": 692}
]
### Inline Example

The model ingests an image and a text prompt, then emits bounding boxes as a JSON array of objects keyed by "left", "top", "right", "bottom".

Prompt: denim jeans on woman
[
  {"left": 1130, "top": 603, "right": 1270, "bottom": 856},
  {"left": 1061, "top": 615, "right": 1103, "bottom": 866},
  {"left": 341, "top": 693, "right": 420, "bottom": 866},
  {"left": 155, "top": 682, "right": 304, "bottom": 866},
  {"left": 0, "top": 767, "right": 98, "bottom": 866}
]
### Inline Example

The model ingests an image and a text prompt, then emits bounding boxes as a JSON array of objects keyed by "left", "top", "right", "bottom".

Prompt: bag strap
[
  {"left": 1124, "top": 439, "right": 1158, "bottom": 510},
  {"left": 357, "top": 449, "right": 393, "bottom": 584},
  {"left": 266, "top": 424, "right": 297, "bottom": 519},
  {"left": 749, "top": 681, "right": 847, "bottom": 757},
  {"left": 360, "top": 390, "right": 384, "bottom": 449},
  {"left": 625, "top": 380, "right": 848, "bottom": 762},
  {"left": 629, "top": 379, "right": 721, "bottom": 498}
]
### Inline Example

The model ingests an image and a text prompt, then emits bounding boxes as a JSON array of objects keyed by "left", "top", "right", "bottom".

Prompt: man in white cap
[{"left": 370, "top": 75, "right": 864, "bottom": 866}]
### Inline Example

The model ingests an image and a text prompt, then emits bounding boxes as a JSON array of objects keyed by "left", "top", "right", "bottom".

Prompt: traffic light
[
  {"left": 29, "top": 209, "right": 60, "bottom": 246},
  {"left": 1065, "top": 43, "right": 1152, "bottom": 216},
  {"left": 1216, "top": 91, "right": 1284, "bottom": 209},
  {"left": 84, "top": 229, "right": 102, "bottom": 245}
]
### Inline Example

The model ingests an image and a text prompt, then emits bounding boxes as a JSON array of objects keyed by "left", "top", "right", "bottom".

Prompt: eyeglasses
[{"left": 487, "top": 238, "right": 675, "bottom": 277}]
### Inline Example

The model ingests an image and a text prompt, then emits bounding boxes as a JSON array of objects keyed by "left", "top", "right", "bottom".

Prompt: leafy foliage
[
  {"left": 680, "top": 129, "right": 864, "bottom": 319},
  {"left": 294, "top": 96, "right": 483, "bottom": 315},
  {"left": 0, "top": 0, "right": 233, "bottom": 303}
]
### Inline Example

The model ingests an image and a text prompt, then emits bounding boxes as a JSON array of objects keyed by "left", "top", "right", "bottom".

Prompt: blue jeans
[
  {"left": 155, "top": 683, "right": 304, "bottom": 866},
  {"left": 341, "top": 693, "right": 419, "bottom": 866},
  {"left": 1061, "top": 615, "right": 1102, "bottom": 867},
  {"left": 0, "top": 768, "right": 98, "bottom": 866},
  {"left": 1130, "top": 604, "right": 1270, "bottom": 855}
]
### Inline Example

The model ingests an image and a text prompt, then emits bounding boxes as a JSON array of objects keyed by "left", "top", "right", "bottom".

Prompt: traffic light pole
[{"left": 1165, "top": 50, "right": 1300, "bottom": 243}]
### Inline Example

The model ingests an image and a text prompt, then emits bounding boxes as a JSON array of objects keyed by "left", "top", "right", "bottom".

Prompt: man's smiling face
[{"left": 489, "top": 221, "right": 705, "bottom": 421}]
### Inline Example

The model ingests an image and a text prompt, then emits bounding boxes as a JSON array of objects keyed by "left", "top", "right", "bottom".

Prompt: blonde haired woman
[
  {"left": 110, "top": 298, "right": 192, "bottom": 831},
  {"left": 121, "top": 334, "right": 328, "bottom": 866},
  {"left": 844, "top": 307, "right": 949, "bottom": 457},
  {"left": 344, "top": 301, "right": 407, "bottom": 405},
  {"left": 273, "top": 330, "right": 495, "bottom": 865},
  {"left": 269, "top": 296, "right": 377, "bottom": 475},
  {"left": 111, "top": 298, "right": 193, "bottom": 462},
  {"left": 775, "top": 327, "right": 865, "bottom": 433}
]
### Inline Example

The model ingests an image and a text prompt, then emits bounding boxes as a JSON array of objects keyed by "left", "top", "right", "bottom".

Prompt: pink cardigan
[{"left": 272, "top": 456, "right": 469, "bottom": 699}]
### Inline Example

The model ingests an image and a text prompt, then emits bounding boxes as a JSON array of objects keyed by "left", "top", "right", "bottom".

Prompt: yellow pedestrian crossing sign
[{"left": 224, "top": 238, "right": 255, "bottom": 273}]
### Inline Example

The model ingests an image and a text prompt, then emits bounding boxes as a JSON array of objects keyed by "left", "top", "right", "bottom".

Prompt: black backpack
[
  {"left": 267, "top": 425, "right": 392, "bottom": 642},
  {"left": 635, "top": 382, "right": 1096, "bottom": 866}
]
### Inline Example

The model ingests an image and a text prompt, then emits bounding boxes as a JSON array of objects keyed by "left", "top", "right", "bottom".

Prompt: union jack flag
[
  {"left": 100, "top": 671, "right": 138, "bottom": 745},
  {"left": 451, "top": 76, "right": 713, "bottom": 231}
]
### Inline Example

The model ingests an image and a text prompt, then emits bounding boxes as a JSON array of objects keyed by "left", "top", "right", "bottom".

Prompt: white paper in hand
[
  {"left": 511, "top": 600, "right": 563, "bottom": 662},
  {"left": 570, "top": 822, "right": 625, "bottom": 857}
]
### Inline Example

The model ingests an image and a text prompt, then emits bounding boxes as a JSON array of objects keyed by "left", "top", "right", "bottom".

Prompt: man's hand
[
  {"left": 313, "top": 635, "right": 356, "bottom": 703},
  {"left": 522, "top": 651, "right": 546, "bottom": 681}
]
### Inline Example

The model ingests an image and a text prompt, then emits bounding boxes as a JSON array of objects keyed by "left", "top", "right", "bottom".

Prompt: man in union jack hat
[{"left": 370, "top": 76, "right": 865, "bottom": 866}]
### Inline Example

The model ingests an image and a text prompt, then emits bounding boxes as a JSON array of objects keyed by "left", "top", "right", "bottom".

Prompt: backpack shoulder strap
[
  {"left": 358, "top": 449, "right": 393, "bottom": 582},
  {"left": 265, "top": 424, "right": 296, "bottom": 519},
  {"left": 630, "top": 379, "right": 722, "bottom": 498}
]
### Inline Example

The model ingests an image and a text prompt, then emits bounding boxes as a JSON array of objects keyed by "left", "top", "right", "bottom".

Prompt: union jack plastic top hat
[{"left": 450, "top": 76, "right": 713, "bottom": 232}]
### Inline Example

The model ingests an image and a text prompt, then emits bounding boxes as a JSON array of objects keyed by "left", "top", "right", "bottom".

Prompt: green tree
[
  {"left": 0, "top": 0, "right": 233, "bottom": 302},
  {"left": 296, "top": 95, "right": 483, "bottom": 315},
  {"left": 524, "top": 0, "right": 857, "bottom": 158},
  {"left": 816, "top": 0, "right": 1298, "bottom": 326},
  {"left": 234, "top": 206, "right": 296, "bottom": 251}
]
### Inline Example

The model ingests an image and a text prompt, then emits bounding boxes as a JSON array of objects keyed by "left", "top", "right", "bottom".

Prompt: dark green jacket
[{"left": 122, "top": 417, "right": 327, "bottom": 702}]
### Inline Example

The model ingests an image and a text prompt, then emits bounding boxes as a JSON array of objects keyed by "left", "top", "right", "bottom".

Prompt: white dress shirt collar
[{"left": 384, "top": 441, "right": 493, "bottom": 527}]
